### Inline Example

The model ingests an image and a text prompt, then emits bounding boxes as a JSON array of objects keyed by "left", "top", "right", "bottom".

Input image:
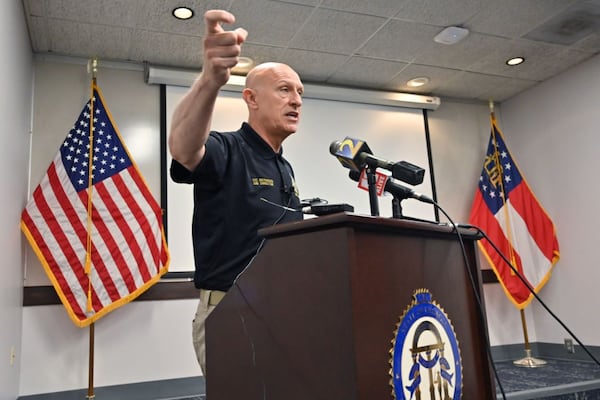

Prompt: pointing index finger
[{"left": 204, "top": 10, "right": 235, "bottom": 35}]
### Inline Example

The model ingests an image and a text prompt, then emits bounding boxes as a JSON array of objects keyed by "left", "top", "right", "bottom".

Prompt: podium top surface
[{"left": 259, "top": 212, "right": 481, "bottom": 241}]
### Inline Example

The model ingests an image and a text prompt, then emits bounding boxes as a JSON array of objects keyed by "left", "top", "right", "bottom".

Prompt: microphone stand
[
  {"left": 392, "top": 197, "right": 402, "bottom": 219},
  {"left": 365, "top": 166, "right": 379, "bottom": 216}
]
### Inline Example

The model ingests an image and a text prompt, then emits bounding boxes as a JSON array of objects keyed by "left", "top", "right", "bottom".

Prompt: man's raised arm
[{"left": 168, "top": 10, "right": 247, "bottom": 171}]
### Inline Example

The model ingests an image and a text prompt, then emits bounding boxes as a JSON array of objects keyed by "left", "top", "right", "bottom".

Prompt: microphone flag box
[
  {"left": 331, "top": 137, "right": 372, "bottom": 171},
  {"left": 357, "top": 169, "right": 389, "bottom": 196}
]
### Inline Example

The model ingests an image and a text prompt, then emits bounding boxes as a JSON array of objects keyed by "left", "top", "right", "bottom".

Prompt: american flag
[
  {"left": 21, "top": 82, "right": 169, "bottom": 327},
  {"left": 469, "top": 114, "right": 559, "bottom": 309}
]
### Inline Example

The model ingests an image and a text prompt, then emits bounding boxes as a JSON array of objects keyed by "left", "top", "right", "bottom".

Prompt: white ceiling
[{"left": 22, "top": 0, "right": 600, "bottom": 103}]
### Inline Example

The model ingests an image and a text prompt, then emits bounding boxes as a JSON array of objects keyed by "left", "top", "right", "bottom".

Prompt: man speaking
[{"left": 168, "top": 9, "right": 305, "bottom": 374}]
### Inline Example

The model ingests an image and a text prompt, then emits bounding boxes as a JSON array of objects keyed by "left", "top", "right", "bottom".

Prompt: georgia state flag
[{"left": 469, "top": 115, "right": 559, "bottom": 309}]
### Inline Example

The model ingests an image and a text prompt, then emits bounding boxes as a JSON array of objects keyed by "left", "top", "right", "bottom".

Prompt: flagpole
[
  {"left": 513, "top": 309, "right": 546, "bottom": 367},
  {"left": 87, "top": 322, "right": 95, "bottom": 399},
  {"left": 488, "top": 100, "right": 547, "bottom": 368},
  {"left": 85, "top": 56, "right": 99, "bottom": 400}
]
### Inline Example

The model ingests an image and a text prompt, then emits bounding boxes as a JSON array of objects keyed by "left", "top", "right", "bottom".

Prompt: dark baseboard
[
  {"left": 22, "top": 270, "right": 500, "bottom": 307},
  {"left": 23, "top": 278, "right": 199, "bottom": 306},
  {"left": 491, "top": 342, "right": 600, "bottom": 363},
  {"left": 17, "top": 376, "right": 205, "bottom": 400}
]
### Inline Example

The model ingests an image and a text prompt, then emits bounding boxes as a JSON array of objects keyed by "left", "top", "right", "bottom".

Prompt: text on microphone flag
[{"left": 356, "top": 168, "right": 388, "bottom": 196}]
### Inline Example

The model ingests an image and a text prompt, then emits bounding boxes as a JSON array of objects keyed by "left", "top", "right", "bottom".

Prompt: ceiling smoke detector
[{"left": 434, "top": 26, "right": 470, "bottom": 45}]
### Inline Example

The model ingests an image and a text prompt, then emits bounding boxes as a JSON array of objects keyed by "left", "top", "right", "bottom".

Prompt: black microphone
[
  {"left": 330, "top": 137, "right": 425, "bottom": 185},
  {"left": 329, "top": 137, "right": 372, "bottom": 172},
  {"left": 348, "top": 170, "right": 433, "bottom": 204}
]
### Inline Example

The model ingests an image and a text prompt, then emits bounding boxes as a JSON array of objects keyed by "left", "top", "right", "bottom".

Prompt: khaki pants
[{"left": 192, "top": 289, "right": 226, "bottom": 375}]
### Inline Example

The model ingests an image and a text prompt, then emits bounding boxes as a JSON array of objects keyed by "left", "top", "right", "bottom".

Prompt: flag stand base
[{"left": 513, "top": 349, "right": 547, "bottom": 368}]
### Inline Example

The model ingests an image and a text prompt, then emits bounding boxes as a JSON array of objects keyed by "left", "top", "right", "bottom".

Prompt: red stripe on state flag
[
  {"left": 470, "top": 190, "right": 534, "bottom": 306},
  {"left": 506, "top": 183, "right": 559, "bottom": 262}
]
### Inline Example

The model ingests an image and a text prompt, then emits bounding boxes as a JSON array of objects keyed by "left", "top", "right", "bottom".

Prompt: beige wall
[{"left": 0, "top": 1, "right": 33, "bottom": 399}]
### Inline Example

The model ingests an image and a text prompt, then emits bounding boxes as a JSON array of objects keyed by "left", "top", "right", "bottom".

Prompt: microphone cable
[
  {"left": 234, "top": 195, "right": 302, "bottom": 284},
  {"left": 229, "top": 196, "right": 326, "bottom": 400},
  {"left": 347, "top": 175, "right": 506, "bottom": 398},
  {"left": 428, "top": 201, "right": 508, "bottom": 400},
  {"left": 457, "top": 222, "right": 600, "bottom": 368}
]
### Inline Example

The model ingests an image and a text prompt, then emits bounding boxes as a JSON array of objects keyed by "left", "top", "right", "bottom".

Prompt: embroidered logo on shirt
[{"left": 252, "top": 177, "right": 274, "bottom": 186}]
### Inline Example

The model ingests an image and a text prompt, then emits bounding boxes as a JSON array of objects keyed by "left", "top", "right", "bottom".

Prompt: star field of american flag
[
  {"left": 477, "top": 125, "right": 523, "bottom": 215},
  {"left": 61, "top": 91, "right": 132, "bottom": 192}
]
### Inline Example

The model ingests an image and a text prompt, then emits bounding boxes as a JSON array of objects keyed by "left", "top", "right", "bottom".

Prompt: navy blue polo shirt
[{"left": 170, "top": 122, "right": 303, "bottom": 291}]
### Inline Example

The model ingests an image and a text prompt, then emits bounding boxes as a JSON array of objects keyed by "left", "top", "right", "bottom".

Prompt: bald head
[{"left": 245, "top": 62, "right": 301, "bottom": 90}]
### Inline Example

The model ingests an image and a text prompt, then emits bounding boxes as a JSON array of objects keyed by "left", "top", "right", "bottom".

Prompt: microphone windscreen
[
  {"left": 349, "top": 170, "right": 361, "bottom": 182},
  {"left": 329, "top": 140, "right": 342, "bottom": 155}
]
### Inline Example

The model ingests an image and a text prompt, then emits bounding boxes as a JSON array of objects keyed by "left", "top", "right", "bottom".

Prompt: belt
[{"left": 200, "top": 289, "right": 227, "bottom": 306}]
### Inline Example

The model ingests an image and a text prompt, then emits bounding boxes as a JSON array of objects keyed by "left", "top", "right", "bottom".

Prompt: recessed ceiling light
[
  {"left": 407, "top": 77, "right": 430, "bottom": 87},
  {"left": 231, "top": 57, "right": 255, "bottom": 74},
  {"left": 506, "top": 57, "right": 525, "bottom": 66},
  {"left": 172, "top": 7, "right": 194, "bottom": 20}
]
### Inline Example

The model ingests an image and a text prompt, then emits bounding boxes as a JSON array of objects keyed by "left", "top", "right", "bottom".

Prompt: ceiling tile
[
  {"left": 523, "top": 1, "right": 600, "bottom": 45},
  {"left": 415, "top": 33, "right": 511, "bottom": 70},
  {"left": 130, "top": 30, "right": 202, "bottom": 68},
  {"left": 269, "top": 0, "right": 321, "bottom": 5},
  {"left": 238, "top": 43, "right": 285, "bottom": 67},
  {"left": 574, "top": 31, "right": 600, "bottom": 52},
  {"left": 435, "top": 71, "right": 538, "bottom": 102},
  {"left": 394, "top": 0, "right": 481, "bottom": 26},
  {"left": 357, "top": 19, "right": 441, "bottom": 61},
  {"left": 45, "top": 0, "right": 139, "bottom": 27},
  {"left": 289, "top": 8, "right": 387, "bottom": 54},
  {"left": 23, "top": 0, "right": 48, "bottom": 16},
  {"left": 229, "top": 0, "right": 315, "bottom": 46},
  {"left": 27, "top": 16, "right": 50, "bottom": 52},
  {"left": 327, "top": 56, "right": 407, "bottom": 89},
  {"left": 277, "top": 48, "right": 349, "bottom": 82},
  {"left": 47, "top": 19, "right": 134, "bottom": 61},
  {"left": 466, "top": 0, "right": 575, "bottom": 38},
  {"left": 320, "top": 0, "right": 409, "bottom": 17}
]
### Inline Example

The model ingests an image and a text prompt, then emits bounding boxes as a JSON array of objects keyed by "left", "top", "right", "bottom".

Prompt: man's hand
[{"left": 202, "top": 10, "right": 248, "bottom": 87}]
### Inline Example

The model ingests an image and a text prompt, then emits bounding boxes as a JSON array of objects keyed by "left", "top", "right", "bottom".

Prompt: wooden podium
[{"left": 205, "top": 213, "right": 495, "bottom": 399}]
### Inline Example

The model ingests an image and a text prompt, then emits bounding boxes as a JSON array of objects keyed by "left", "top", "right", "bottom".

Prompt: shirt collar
[{"left": 240, "top": 122, "right": 283, "bottom": 159}]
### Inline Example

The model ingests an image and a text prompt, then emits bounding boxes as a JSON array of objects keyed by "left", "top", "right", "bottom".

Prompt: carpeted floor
[
  {"left": 174, "top": 359, "right": 600, "bottom": 400},
  {"left": 495, "top": 358, "right": 600, "bottom": 400}
]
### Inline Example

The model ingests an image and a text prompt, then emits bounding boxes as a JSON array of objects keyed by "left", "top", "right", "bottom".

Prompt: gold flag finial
[
  {"left": 87, "top": 57, "right": 99, "bottom": 80},
  {"left": 489, "top": 99, "right": 495, "bottom": 113}
]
